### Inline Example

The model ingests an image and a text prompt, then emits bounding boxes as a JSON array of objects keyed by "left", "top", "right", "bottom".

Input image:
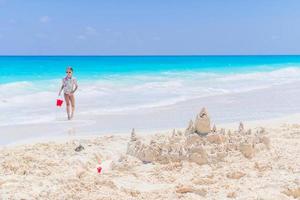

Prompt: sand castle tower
[
  {"left": 131, "top": 128, "right": 137, "bottom": 141},
  {"left": 194, "top": 107, "right": 211, "bottom": 135},
  {"left": 212, "top": 124, "right": 217, "bottom": 133},
  {"left": 238, "top": 122, "right": 244, "bottom": 133},
  {"left": 185, "top": 120, "right": 195, "bottom": 135}
]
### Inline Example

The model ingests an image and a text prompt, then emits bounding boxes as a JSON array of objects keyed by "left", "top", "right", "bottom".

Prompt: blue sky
[{"left": 0, "top": 0, "right": 300, "bottom": 55}]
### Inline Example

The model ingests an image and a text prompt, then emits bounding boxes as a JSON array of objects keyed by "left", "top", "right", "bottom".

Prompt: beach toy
[
  {"left": 97, "top": 166, "right": 102, "bottom": 174},
  {"left": 56, "top": 98, "right": 63, "bottom": 107}
]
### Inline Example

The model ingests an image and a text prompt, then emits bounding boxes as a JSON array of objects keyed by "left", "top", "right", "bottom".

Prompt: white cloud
[
  {"left": 113, "top": 31, "right": 123, "bottom": 37},
  {"left": 40, "top": 16, "right": 51, "bottom": 23},
  {"left": 76, "top": 26, "right": 97, "bottom": 40},
  {"left": 85, "top": 26, "right": 97, "bottom": 35},
  {"left": 8, "top": 19, "right": 16, "bottom": 24},
  {"left": 271, "top": 35, "right": 280, "bottom": 40},
  {"left": 77, "top": 35, "right": 87, "bottom": 40},
  {"left": 152, "top": 36, "right": 161, "bottom": 41},
  {"left": 36, "top": 33, "right": 48, "bottom": 39}
]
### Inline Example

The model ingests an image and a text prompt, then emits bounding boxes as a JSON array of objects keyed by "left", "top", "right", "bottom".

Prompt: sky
[{"left": 0, "top": 0, "right": 300, "bottom": 55}]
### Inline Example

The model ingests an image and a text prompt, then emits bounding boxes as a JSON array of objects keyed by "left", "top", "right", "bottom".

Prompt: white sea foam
[
  {"left": 218, "top": 67, "right": 300, "bottom": 82},
  {"left": 1, "top": 67, "right": 300, "bottom": 126}
]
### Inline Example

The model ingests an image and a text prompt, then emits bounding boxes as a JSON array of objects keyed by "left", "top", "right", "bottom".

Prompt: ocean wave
[
  {"left": 1, "top": 67, "right": 300, "bottom": 125},
  {"left": 0, "top": 81, "right": 33, "bottom": 91},
  {"left": 217, "top": 67, "right": 300, "bottom": 82}
]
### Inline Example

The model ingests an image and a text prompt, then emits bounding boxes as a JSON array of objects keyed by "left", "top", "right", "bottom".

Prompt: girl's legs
[
  {"left": 64, "top": 93, "right": 71, "bottom": 120},
  {"left": 69, "top": 94, "right": 75, "bottom": 119}
]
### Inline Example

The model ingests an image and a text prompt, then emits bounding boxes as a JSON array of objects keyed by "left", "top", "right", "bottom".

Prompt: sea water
[{"left": 1, "top": 55, "right": 300, "bottom": 127}]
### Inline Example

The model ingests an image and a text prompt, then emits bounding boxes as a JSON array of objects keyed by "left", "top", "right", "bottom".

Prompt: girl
[{"left": 58, "top": 67, "right": 78, "bottom": 120}]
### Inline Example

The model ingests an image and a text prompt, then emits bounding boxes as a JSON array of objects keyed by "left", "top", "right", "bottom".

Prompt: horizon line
[{"left": 0, "top": 54, "right": 300, "bottom": 57}]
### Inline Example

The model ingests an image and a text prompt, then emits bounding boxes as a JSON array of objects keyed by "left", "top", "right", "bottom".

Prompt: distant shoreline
[{"left": 1, "top": 54, "right": 300, "bottom": 57}]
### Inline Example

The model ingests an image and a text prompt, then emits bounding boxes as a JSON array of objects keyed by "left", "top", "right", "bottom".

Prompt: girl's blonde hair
[{"left": 66, "top": 66, "right": 73, "bottom": 72}]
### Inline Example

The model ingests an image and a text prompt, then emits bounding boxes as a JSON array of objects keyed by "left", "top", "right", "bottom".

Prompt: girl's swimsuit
[{"left": 63, "top": 76, "right": 77, "bottom": 94}]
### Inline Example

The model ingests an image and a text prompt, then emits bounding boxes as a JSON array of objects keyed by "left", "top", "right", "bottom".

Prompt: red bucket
[
  {"left": 56, "top": 99, "right": 63, "bottom": 107},
  {"left": 97, "top": 166, "right": 102, "bottom": 174}
]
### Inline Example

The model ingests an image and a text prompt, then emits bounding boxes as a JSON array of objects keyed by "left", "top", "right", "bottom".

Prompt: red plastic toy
[
  {"left": 56, "top": 99, "right": 63, "bottom": 107},
  {"left": 97, "top": 166, "right": 102, "bottom": 174}
]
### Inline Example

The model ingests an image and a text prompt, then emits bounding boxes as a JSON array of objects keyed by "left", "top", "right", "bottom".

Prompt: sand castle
[{"left": 127, "top": 108, "right": 271, "bottom": 165}]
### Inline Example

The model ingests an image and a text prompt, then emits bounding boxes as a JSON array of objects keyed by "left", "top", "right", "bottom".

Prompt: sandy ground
[{"left": 0, "top": 117, "right": 300, "bottom": 200}]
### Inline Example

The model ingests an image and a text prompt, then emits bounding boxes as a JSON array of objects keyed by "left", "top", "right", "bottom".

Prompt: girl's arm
[
  {"left": 71, "top": 79, "right": 78, "bottom": 94},
  {"left": 58, "top": 80, "right": 64, "bottom": 96}
]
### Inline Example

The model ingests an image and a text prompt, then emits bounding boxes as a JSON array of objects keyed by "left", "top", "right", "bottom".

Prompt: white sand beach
[{"left": 1, "top": 109, "right": 299, "bottom": 200}]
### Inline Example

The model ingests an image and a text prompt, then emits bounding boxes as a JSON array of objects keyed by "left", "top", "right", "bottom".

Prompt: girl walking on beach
[{"left": 58, "top": 67, "right": 78, "bottom": 120}]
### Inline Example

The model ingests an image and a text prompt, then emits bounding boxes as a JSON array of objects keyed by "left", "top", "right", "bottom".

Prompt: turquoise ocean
[
  {"left": 1, "top": 55, "right": 300, "bottom": 128},
  {"left": 1, "top": 56, "right": 300, "bottom": 83}
]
